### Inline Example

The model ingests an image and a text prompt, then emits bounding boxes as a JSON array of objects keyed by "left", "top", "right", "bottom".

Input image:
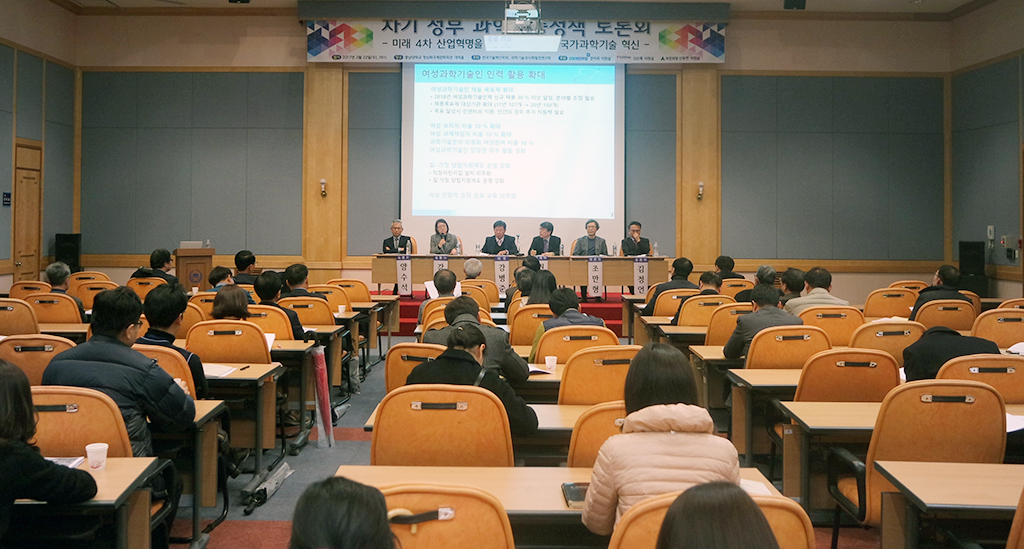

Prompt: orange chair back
[
  {"left": 371, "top": 384, "right": 514, "bottom": 466},
  {"left": 0, "top": 335, "right": 75, "bottom": 385},
  {"left": 559, "top": 346, "right": 640, "bottom": 405},
  {"left": 246, "top": 305, "right": 296, "bottom": 340},
  {"left": 421, "top": 296, "right": 457, "bottom": 327},
  {"left": 797, "top": 306, "right": 865, "bottom": 346},
  {"left": 961, "top": 290, "right": 982, "bottom": 315},
  {"left": 422, "top": 318, "right": 449, "bottom": 339},
  {"left": 31, "top": 386, "right": 134, "bottom": 458},
  {"left": 422, "top": 306, "right": 448, "bottom": 329},
  {"left": 971, "top": 308, "right": 1024, "bottom": 348},
  {"left": 0, "top": 298, "right": 39, "bottom": 335},
  {"left": 67, "top": 271, "right": 110, "bottom": 298},
  {"left": 236, "top": 284, "right": 258, "bottom": 302},
  {"left": 382, "top": 484, "right": 515, "bottom": 549},
  {"left": 326, "top": 278, "right": 372, "bottom": 302},
  {"left": 10, "top": 281, "right": 51, "bottom": 300},
  {"left": 188, "top": 293, "right": 217, "bottom": 319},
  {"left": 643, "top": 282, "right": 662, "bottom": 304},
  {"left": 25, "top": 292, "right": 82, "bottom": 323},
  {"left": 462, "top": 279, "right": 500, "bottom": 304},
  {"left": 889, "top": 280, "right": 928, "bottom": 291},
  {"left": 705, "top": 303, "right": 754, "bottom": 346},
  {"left": 279, "top": 297, "right": 335, "bottom": 325},
  {"left": 509, "top": 304, "right": 555, "bottom": 346},
  {"left": 566, "top": 401, "right": 627, "bottom": 467},
  {"left": 186, "top": 320, "right": 271, "bottom": 364},
  {"left": 999, "top": 298, "right": 1024, "bottom": 310},
  {"left": 133, "top": 344, "right": 196, "bottom": 396},
  {"left": 651, "top": 289, "right": 698, "bottom": 317},
  {"left": 126, "top": 277, "right": 166, "bottom": 300},
  {"left": 534, "top": 325, "right": 618, "bottom": 363},
  {"left": 862, "top": 288, "right": 918, "bottom": 318},
  {"left": 506, "top": 295, "right": 524, "bottom": 320},
  {"left": 76, "top": 281, "right": 118, "bottom": 310},
  {"left": 915, "top": 299, "right": 976, "bottom": 331},
  {"left": 753, "top": 495, "right": 817, "bottom": 549},
  {"left": 385, "top": 343, "right": 448, "bottom": 392},
  {"left": 746, "top": 325, "right": 832, "bottom": 369},
  {"left": 937, "top": 354, "right": 1024, "bottom": 404},
  {"left": 180, "top": 302, "right": 206, "bottom": 336},
  {"left": 676, "top": 295, "right": 737, "bottom": 326},
  {"left": 794, "top": 349, "right": 899, "bottom": 402},
  {"left": 308, "top": 284, "right": 352, "bottom": 314},
  {"left": 848, "top": 320, "right": 925, "bottom": 367},
  {"left": 720, "top": 278, "right": 754, "bottom": 298},
  {"left": 462, "top": 285, "right": 491, "bottom": 310}
]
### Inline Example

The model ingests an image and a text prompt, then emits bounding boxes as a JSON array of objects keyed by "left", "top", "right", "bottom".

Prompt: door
[{"left": 13, "top": 146, "right": 41, "bottom": 282}]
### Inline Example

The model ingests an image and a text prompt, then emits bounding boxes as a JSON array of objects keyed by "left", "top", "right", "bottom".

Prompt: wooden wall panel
[
  {"left": 302, "top": 63, "right": 344, "bottom": 283},
  {"left": 679, "top": 67, "right": 720, "bottom": 266}
]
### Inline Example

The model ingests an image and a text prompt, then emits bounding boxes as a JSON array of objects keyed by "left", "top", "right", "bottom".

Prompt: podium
[{"left": 175, "top": 248, "right": 215, "bottom": 290}]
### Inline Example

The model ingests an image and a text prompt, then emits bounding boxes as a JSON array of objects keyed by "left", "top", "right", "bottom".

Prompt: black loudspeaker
[
  {"left": 959, "top": 241, "right": 986, "bottom": 276},
  {"left": 55, "top": 233, "right": 82, "bottom": 273},
  {"left": 960, "top": 274, "right": 989, "bottom": 298},
  {"left": 784, "top": 0, "right": 806, "bottom": 9}
]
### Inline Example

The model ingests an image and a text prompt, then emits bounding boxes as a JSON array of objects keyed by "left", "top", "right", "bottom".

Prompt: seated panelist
[
  {"left": 621, "top": 220, "right": 651, "bottom": 256},
  {"left": 429, "top": 218, "right": 459, "bottom": 255},
  {"left": 572, "top": 219, "right": 609, "bottom": 256},
  {"left": 529, "top": 221, "right": 561, "bottom": 256},
  {"left": 481, "top": 220, "right": 519, "bottom": 255},
  {"left": 382, "top": 219, "right": 412, "bottom": 254}
]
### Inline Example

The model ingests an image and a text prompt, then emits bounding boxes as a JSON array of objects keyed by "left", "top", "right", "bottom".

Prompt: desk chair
[
  {"left": 862, "top": 288, "right": 918, "bottom": 318},
  {"left": 1000, "top": 298, "right": 1024, "bottom": 310},
  {"left": 421, "top": 306, "right": 448, "bottom": 330},
  {"left": 308, "top": 284, "right": 353, "bottom": 313},
  {"left": 827, "top": 380, "right": 1006, "bottom": 549},
  {"left": 566, "top": 401, "right": 626, "bottom": 467},
  {"left": 67, "top": 271, "right": 110, "bottom": 298},
  {"left": 134, "top": 344, "right": 197, "bottom": 396},
  {"left": 385, "top": 342, "right": 446, "bottom": 392},
  {"left": 961, "top": 290, "right": 982, "bottom": 315},
  {"left": 235, "top": 284, "right": 257, "bottom": 303},
  {"left": 421, "top": 296, "right": 457, "bottom": 328},
  {"left": 558, "top": 345, "right": 640, "bottom": 405},
  {"left": 371, "top": 384, "right": 514, "bottom": 466},
  {"left": 76, "top": 280, "right": 117, "bottom": 310},
  {"left": 797, "top": 306, "right": 865, "bottom": 346},
  {"left": 848, "top": 320, "right": 925, "bottom": 368},
  {"left": 0, "top": 334, "right": 75, "bottom": 385},
  {"left": 938, "top": 354, "right": 1024, "bottom": 403},
  {"left": 25, "top": 292, "right": 82, "bottom": 323},
  {"left": 509, "top": 304, "right": 554, "bottom": 346},
  {"left": 720, "top": 278, "right": 754, "bottom": 298},
  {"left": 126, "top": 277, "right": 166, "bottom": 300},
  {"left": 651, "top": 289, "right": 699, "bottom": 317},
  {"left": 745, "top": 325, "right": 832, "bottom": 369},
  {"left": 279, "top": 296, "right": 335, "bottom": 325},
  {"left": 186, "top": 320, "right": 271, "bottom": 364},
  {"left": 421, "top": 318, "right": 448, "bottom": 340},
  {"left": 644, "top": 282, "right": 662, "bottom": 304},
  {"left": 676, "top": 295, "right": 736, "bottom": 326},
  {"left": 0, "top": 298, "right": 39, "bottom": 335},
  {"left": 247, "top": 305, "right": 295, "bottom": 340},
  {"left": 462, "top": 285, "right": 490, "bottom": 310},
  {"left": 534, "top": 325, "right": 618, "bottom": 363},
  {"left": 506, "top": 295, "right": 524, "bottom": 320},
  {"left": 915, "top": 299, "right": 977, "bottom": 331},
  {"left": 705, "top": 303, "right": 754, "bottom": 345},
  {"left": 180, "top": 302, "right": 206, "bottom": 337},
  {"left": 456, "top": 236, "right": 465, "bottom": 254},
  {"left": 383, "top": 484, "right": 515, "bottom": 549},
  {"left": 10, "top": 281, "right": 51, "bottom": 300},
  {"left": 889, "top": 280, "right": 928, "bottom": 292},
  {"left": 462, "top": 279, "right": 500, "bottom": 303},
  {"left": 971, "top": 308, "right": 1024, "bottom": 348},
  {"left": 188, "top": 293, "right": 217, "bottom": 319},
  {"left": 32, "top": 386, "right": 133, "bottom": 457}
]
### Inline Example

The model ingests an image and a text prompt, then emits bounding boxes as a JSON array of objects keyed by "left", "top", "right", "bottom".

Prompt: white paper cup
[
  {"left": 338, "top": 305, "right": 346, "bottom": 314},
  {"left": 544, "top": 356, "right": 557, "bottom": 371},
  {"left": 86, "top": 442, "right": 108, "bottom": 470},
  {"left": 191, "top": 286, "right": 199, "bottom": 294}
]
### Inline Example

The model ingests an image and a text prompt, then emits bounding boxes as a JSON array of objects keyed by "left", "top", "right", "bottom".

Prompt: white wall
[{"left": 951, "top": 0, "right": 1024, "bottom": 70}]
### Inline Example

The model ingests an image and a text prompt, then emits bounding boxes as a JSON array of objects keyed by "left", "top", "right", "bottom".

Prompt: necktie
[{"left": 543, "top": 239, "right": 549, "bottom": 253}]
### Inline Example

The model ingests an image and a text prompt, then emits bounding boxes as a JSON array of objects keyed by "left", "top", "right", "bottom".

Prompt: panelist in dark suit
[
  {"left": 481, "top": 220, "right": 519, "bottom": 255},
  {"left": 529, "top": 221, "right": 562, "bottom": 256},
  {"left": 620, "top": 221, "right": 651, "bottom": 256},
  {"left": 723, "top": 284, "right": 803, "bottom": 359},
  {"left": 382, "top": 219, "right": 412, "bottom": 254}
]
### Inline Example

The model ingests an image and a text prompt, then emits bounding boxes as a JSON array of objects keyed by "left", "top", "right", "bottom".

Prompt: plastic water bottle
[
  {"left": 516, "top": 234, "right": 520, "bottom": 252},
  {"left": 560, "top": 242, "right": 564, "bottom": 256},
  {"left": 611, "top": 244, "right": 618, "bottom": 257},
  {"left": 475, "top": 242, "right": 481, "bottom": 254},
  {"left": 205, "top": 239, "right": 210, "bottom": 248},
  {"left": 652, "top": 242, "right": 659, "bottom": 256}
]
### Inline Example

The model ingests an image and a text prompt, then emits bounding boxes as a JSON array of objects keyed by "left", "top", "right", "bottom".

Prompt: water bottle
[
  {"left": 516, "top": 234, "right": 520, "bottom": 252},
  {"left": 611, "top": 244, "right": 617, "bottom": 257},
  {"left": 475, "top": 242, "right": 481, "bottom": 254},
  {"left": 205, "top": 239, "right": 210, "bottom": 248},
  {"left": 653, "top": 242, "right": 659, "bottom": 256},
  {"left": 560, "top": 242, "right": 564, "bottom": 256}
]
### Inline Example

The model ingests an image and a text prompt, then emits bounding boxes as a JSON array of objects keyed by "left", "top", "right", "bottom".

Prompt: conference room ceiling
[{"left": 63, "top": 0, "right": 981, "bottom": 15}]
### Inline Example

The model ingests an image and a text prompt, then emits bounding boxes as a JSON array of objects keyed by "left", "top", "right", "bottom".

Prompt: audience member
[
  {"left": 131, "top": 248, "right": 179, "bottom": 284},
  {"left": 463, "top": 258, "right": 483, "bottom": 280},
  {"left": 529, "top": 288, "right": 605, "bottom": 362},
  {"left": 780, "top": 268, "right": 805, "bottom": 305},
  {"left": 909, "top": 265, "right": 973, "bottom": 321},
  {"left": 289, "top": 477, "right": 396, "bottom": 549},
  {"left": 526, "top": 269, "right": 557, "bottom": 305},
  {"left": 255, "top": 271, "right": 305, "bottom": 340},
  {"left": 136, "top": 283, "right": 209, "bottom": 398},
  {"left": 44, "top": 261, "right": 87, "bottom": 322},
  {"left": 281, "top": 264, "right": 327, "bottom": 301},
  {"left": 783, "top": 267, "right": 849, "bottom": 315},
  {"left": 233, "top": 250, "right": 258, "bottom": 285},
  {"left": 671, "top": 271, "right": 723, "bottom": 324},
  {"left": 581, "top": 344, "right": 740, "bottom": 534},
  {"left": 641, "top": 257, "right": 698, "bottom": 316},
  {"left": 211, "top": 285, "right": 251, "bottom": 320},
  {"left": 209, "top": 266, "right": 255, "bottom": 303},
  {"left": 381, "top": 219, "right": 412, "bottom": 254},
  {"left": 655, "top": 482, "right": 781, "bottom": 549},
  {"left": 621, "top": 221, "right": 651, "bottom": 256},
  {"left": 522, "top": 255, "right": 542, "bottom": 271},
  {"left": 723, "top": 284, "right": 802, "bottom": 359},
  {"left": 734, "top": 265, "right": 781, "bottom": 303},
  {"left": 505, "top": 267, "right": 532, "bottom": 311},
  {"left": 903, "top": 326, "right": 1000, "bottom": 381},
  {"left": 407, "top": 324, "right": 538, "bottom": 436},
  {"left": 422, "top": 296, "right": 529, "bottom": 382},
  {"left": 429, "top": 218, "right": 459, "bottom": 255},
  {"left": 714, "top": 256, "right": 744, "bottom": 280},
  {"left": 418, "top": 269, "right": 457, "bottom": 323},
  {"left": 481, "top": 220, "right": 519, "bottom": 255},
  {"left": 529, "top": 221, "right": 561, "bottom": 256}
]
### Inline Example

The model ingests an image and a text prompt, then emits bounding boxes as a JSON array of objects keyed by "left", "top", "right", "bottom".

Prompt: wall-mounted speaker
[
  {"left": 55, "top": 233, "right": 82, "bottom": 273},
  {"left": 959, "top": 240, "right": 986, "bottom": 276}
]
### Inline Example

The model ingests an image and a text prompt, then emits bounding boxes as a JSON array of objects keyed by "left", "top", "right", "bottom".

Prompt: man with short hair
[
  {"left": 463, "top": 258, "right": 483, "bottom": 280},
  {"left": 529, "top": 221, "right": 562, "bottom": 256},
  {"left": 723, "top": 284, "right": 803, "bottom": 359},
  {"left": 784, "top": 267, "right": 850, "bottom": 315},
  {"left": 640, "top": 257, "right": 698, "bottom": 316},
  {"left": 734, "top": 265, "right": 781, "bottom": 303},
  {"left": 529, "top": 288, "right": 605, "bottom": 362},
  {"left": 620, "top": 221, "right": 651, "bottom": 256},
  {"left": 254, "top": 271, "right": 304, "bottom": 340},
  {"left": 233, "top": 250, "right": 258, "bottom": 285},
  {"left": 481, "top": 220, "right": 519, "bottom": 255},
  {"left": 909, "top": 265, "right": 973, "bottom": 321},
  {"left": 280, "top": 264, "right": 327, "bottom": 301},
  {"left": 903, "top": 326, "right": 1000, "bottom": 381},
  {"left": 780, "top": 268, "right": 806, "bottom": 305},
  {"left": 136, "top": 283, "right": 209, "bottom": 399},
  {"left": 382, "top": 219, "right": 412, "bottom": 254},
  {"left": 45, "top": 261, "right": 87, "bottom": 322},
  {"left": 672, "top": 271, "right": 723, "bottom": 324},
  {"left": 131, "top": 248, "right": 178, "bottom": 284},
  {"left": 423, "top": 296, "right": 529, "bottom": 382},
  {"left": 522, "top": 255, "right": 541, "bottom": 272},
  {"left": 714, "top": 256, "right": 744, "bottom": 280},
  {"left": 418, "top": 268, "right": 458, "bottom": 324},
  {"left": 208, "top": 266, "right": 255, "bottom": 303}
]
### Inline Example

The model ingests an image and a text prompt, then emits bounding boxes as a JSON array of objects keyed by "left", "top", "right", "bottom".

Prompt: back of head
[
  {"left": 92, "top": 286, "right": 143, "bottom": 338},
  {"left": 150, "top": 248, "right": 171, "bottom": 269},
  {"left": 750, "top": 283, "right": 780, "bottom": 308},
  {"left": 446, "top": 323, "right": 486, "bottom": 350},
  {"left": 284, "top": 264, "right": 309, "bottom": 289},
  {"left": 517, "top": 269, "right": 535, "bottom": 296},
  {"left": 699, "top": 271, "right": 723, "bottom": 289},
  {"left": 937, "top": 264, "right": 961, "bottom": 287},
  {"left": 624, "top": 343, "right": 699, "bottom": 415},
  {"left": 444, "top": 296, "right": 480, "bottom": 324},
  {"left": 209, "top": 266, "right": 233, "bottom": 286},
  {"left": 0, "top": 360, "right": 36, "bottom": 445},
  {"left": 433, "top": 268, "right": 457, "bottom": 295},
  {"left": 529, "top": 270, "right": 558, "bottom": 304},
  {"left": 235, "top": 250, "right": 256, "bottom": 272},
  {"left": 289, "top": 476, "right": 395, "bottom": 549},
  {"left": 464, "top": 258, "right": 483, "bottom": 279},
  {"left": 143, "top": 283, "right": 188, "bottom": 329},
  {"left": 255, "top": 271, "right": 283, "bottom": 302},
  {"left": 211, "top": 285, "right": 250, "bottom": 319},
  {"left": 781, "top": 268, "right": 805, "bottom": 293},
  {"left": 672, "top": 257, "right": 694, "bottom": 279},
  {"left": 715, "top": 255, "right": 735, "bottom": 273},
  {"left": 522, "top": 255, "right": 541, "bottom": 272},
  {"left": 45, "top": 261, "right": 71, "bottom": 286},
  {"left": 755, "top": 265, "right": 777, "bottom": 286},
  {"left": 655, "top": 482, "right": 781, "bottom": 549},
  {"left": 549, "top": 288, "right": 580, "bottom": 316},
  {"left": 804, "top": 267, "right": 832, "bottom": 289}
]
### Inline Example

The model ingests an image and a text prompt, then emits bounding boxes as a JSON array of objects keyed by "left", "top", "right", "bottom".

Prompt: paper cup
[
  {"left": 191, "top": 286, "right": 199, "bottom": 294},
  {"left": 544, "top": 356, "right": 557, "bottom": 372},
  {"left": 86, "top": 442, "right": 108, "bottom": 470},
  {"left": 338, "top": 305, "right": 346, "bottom": 314}
]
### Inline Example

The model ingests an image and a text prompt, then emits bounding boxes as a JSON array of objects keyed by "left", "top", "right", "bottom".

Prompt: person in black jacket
[
  {"left": 407, "top": 324, "right": 538, "bottom": 436},
  {"left": 0, "top": 360, "right": 97, "bottom": 548},
  {"left": 255, "top": 271, "right": 305, "bottom": 340},
  {"left": 130, "top": 248, "right": 179, "bottom": 285},
  {"left": 902, "top": 326, "right": 1001, "bottom": 381},
  {"left": 281, "top": 264, "right": 328, "bottom": 301},
  {"left": 135, "top": 283, "right": 209, "bottom": 399},
  {"left": 715, "top": 256, "right": 745, "bottom": 280},
  {"left": 233, "top": 250, "right": 258, "bottom": 285},
  {"left": 641, "top": 257, "right": 699, "bottom": 317},
  {"left": 481, "top": 220, "right": 519, "bottom": 255},
  {"left": 382, "top": 219, "right": 413, "bottom": 254},
  {"left": 621, "top": 221, "right": 651, "bottom": 257},
  {"left": 909, "top": 265, "right": 973, "bottom": 321},
  {"left": 529, "top": 221, "right": 561, "bottom": 256}
]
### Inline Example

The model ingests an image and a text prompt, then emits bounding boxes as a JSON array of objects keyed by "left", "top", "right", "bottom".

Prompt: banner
[
  {"left": 633, "top": 257, "right": 648, "bottom": 296},
  {"left": 396, "top": 255, "right": 412, "bottom": 296},
  {"left": 588, "top": 256, "right": 603, "bottom": 297},
  {"left": 537, "top": 255, "right": 549, "bottom": 271},
  {"left": 308, "top": 20, "right": 725, "bottom": 64},
  {"left": 494, "top": 255, "right": 511, "bottom": 293},
  {"left": 433, "top": 255, "right": 449, "bottom": 274}
]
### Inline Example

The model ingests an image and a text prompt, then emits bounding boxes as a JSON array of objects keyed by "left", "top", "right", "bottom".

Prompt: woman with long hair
[
  {"left": 289, "top": 476, "right": 396, "bottom": 549},
  {"left": 526, "top": 269, "right": 557, "bottom": 305},
  {"left": 210, "top": 284, "right": 251, "bottom": 320},
  {"left": 656, "top": 482, "right": 781, "bottom": 549}
]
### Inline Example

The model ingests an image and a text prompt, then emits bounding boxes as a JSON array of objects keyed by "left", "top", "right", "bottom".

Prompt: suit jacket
[
  {"left": 573, "top": 236, "right": 609, "bottom": 256},
  {"left": 640, "top": 277, "right": 699, "bottom": 317},
  {"left": 529, "top": 235, "right": 561, "bottom": 256},
  {"left": 481, "top": 235, "right": 519, "bottom": 255},
  {"left": 130, "top": 267, "right": 178, "bottom": 286},
  {"left": 718, "top": 271, "right": 745, "bottom": 280},
  {"left": 908, "top": 285, "right": 972, "bottom": 321},
  {"left": 723, "top": 306, "right": 803, "bottom": 359},
  {"left": 383, "top": 235, "right": 412, "bottom": 254},
  {"left": 232, "top": 272, "right": 257, "bottom": 285},
  {"left": 281, "top": 287, "right": 328, "bottom": 302},
  {"left": 903, "top": 326, "right": 1001, "bottom": 381},
  {"left": 734, "top": 285, "right": 783, "bottom": 304},
  {"left": 621, "top": 237, "right": 651, "bottom": 256},
  {"left": 422, "top": 313, "right": 529, "bottom": 383}
]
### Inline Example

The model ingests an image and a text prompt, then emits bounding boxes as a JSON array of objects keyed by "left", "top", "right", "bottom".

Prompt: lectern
[{"left": 175, "top": 248, "right": 216, "bottom": 290}]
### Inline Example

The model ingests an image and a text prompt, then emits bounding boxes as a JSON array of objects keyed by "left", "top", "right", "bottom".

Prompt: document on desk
[
  {"left": 203, "top": 363, "right": 238, "bottom": 378},
  {"left": 528, "top": 365, "right": 555, "bottom": 374},
  {"left": 45, "top": 456, "right": 84, "bottom": 468},
  {"left": 1007, "top": 342, "right": 1024, "bottom": 355},
  {"left": 740, "top": 479, "right": 773, "bottom": 496},
  {"left": 1007, "top": 414, "right": 1024, "bottom": 432},
  {"left": 265, "top": 333, "right": 276, "bottom": 348}
]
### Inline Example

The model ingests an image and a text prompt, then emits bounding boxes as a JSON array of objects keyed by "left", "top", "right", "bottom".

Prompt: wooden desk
[
  {"left": 981, "top": 297, "right": 1004, "bottom": 312},
  {"left": 39, "top": 322, "right": 89, "bottom": 343},
  {"left": 508, "top": 363, "right": 565, "bottom": 404},
  {"left": 657, "top": 325, "right": 708, "bottom": 348},
  {"left": 688, "top": 345, "right": 744, "bottom": 409},
  {"left": 307, "top": 324, "right": 352, "bottom": 389},
  {"left": 875, "top": 461, "right": 1024, "bottom": 549},
  {"left": 371, "top": 294, "right": 401, "bottom": 349},
  {"left": 726, "top": 369, "right": 801, "bottom": 467},
  {"left": 635, "top": 315, "right": 672, "bottom": 346},
  {"left": 621, "top": 294, "right": 646, "bottom": 343},
  {"left": 190, "top": 400, "right": 225, "bottom": 517}
]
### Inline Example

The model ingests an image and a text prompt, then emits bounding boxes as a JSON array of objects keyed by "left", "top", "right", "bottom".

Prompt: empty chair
[
  {"left": 534, "top": 326, "right": 619, "bottom": 363},
  {"left": 0, "top": 334, "right": 76, "bottom": 385},
  {"left": 651, "top": 289, "right": 699, "bottom": 317},
  {"left": 67, "top": 271, "right": 110, "bottom": 298},
  {"left": 247, "top": 304, "right": 296, "bottom": 340},
  {"left": 558, "top": 345, "right": 640, "bottom": 405},
  {"left": 382, "top": 484, "right": 515, "bottom": 549},
  {"left": 745, "top": 325, "right": 832, "bottom": 369},
  {"left": 180, "top": 302, "right": 206, "bottom": 336},
  {"left": 326, "top": 278, "right": 372, "bottom": 303},
  {"left": 125, "top": 277, "right": 166, "bottom": 300},
  {"left": 31, "top": 386, "right": 134, "bottom": 458},
  {"left": 705, "top": 303, "right": 754, "bottom": 346},
  {"left": 279, "top": 296, "right": 335, "bottom": 325},
  {"left": 188, "top": 293, "right": 217, "bottom": 319},
  {"left": 186, "top": 320, "right": 271, "bottom": 364},
  {"left": 133, "top": 343, "right": 196, "bottom": 396},
  {"left": 509, "top": 304, "right": 555, "bottom": 346},
  {"left": 461, "top": 285, "right": 491, "bottom": 310},
  {"left": 462, "top": 279, "right": 500, "bottom": 304},
  {"left": 24, "top": 292, "right": 82, "bottom": 323},
  {"left": 566, "top": 401, "right": 627, "bottom": 467},
  {"left": 961, "top": 290, "right": 982, "bottom": 315},
  {"left": 371, "top": 384, "right": 514, "bottom": 466},
  {"left": 937, "top": 354, "right": 1024, "bottom": 403},
  {"left": 0, "top": 298, "right": 40, "bottom": 336},
  {"left": 753, "top": 495, "right": 817, "bottom": 549},
  {"left": 385, "top": 343, "right": 447, "bottom": 392},
  {"left": 914, "top": 299, "right": 977, "bottom": 331},
  {"left": 308, "top": 284, "right": 353, "bottom": 314},
  {"left": 889, "top": 280, "right": 928, "bottom": 291},
  {"left": 76, "top": 280, "right": 118, "bottom": 310},
  {"left": 862, "top": 288, "right": 918, "bottom": 318},
  {"left": 971, "top": 308, "right": 1024, "bottom": 348},
  {"left": 9, "top": 281, "right": 51, "bottom": 300},
  {"left": 1000, "top": 298, "right": 1024, "bottom": 310},
  {"left": 848, "top": 320, "right": 925, "bottom": 367},
  {"left": 797, "top": 306, "right": 865, "bottom": 346},
  {"left": 676, "top": 295, "right": 737, "bottom": 326},
  {"left": 720, "top": 278, "right": 754, "bottom": 298},
  {"left": 643, "top": 282, "right": 662, "bottom": 304}
]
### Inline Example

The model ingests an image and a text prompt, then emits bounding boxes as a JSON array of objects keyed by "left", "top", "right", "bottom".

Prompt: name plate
[
  {"left": 588, "top": 256, "right": 603, "bottom": 297},
  {"left": 634, "top": 257, "right": 649, "bottom": 296},
  {"left": 396, "top": 255, "right": 412, "bottom": 296}
]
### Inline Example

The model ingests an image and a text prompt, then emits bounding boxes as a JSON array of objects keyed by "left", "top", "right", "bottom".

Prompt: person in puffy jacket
[{"left": 581, "top": 343, "right": 740, "bottom": 535}]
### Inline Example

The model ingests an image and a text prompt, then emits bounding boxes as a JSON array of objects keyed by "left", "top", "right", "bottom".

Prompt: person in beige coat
[{"left": 581, "top": 344, "right": 741, "bottom": 535}]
